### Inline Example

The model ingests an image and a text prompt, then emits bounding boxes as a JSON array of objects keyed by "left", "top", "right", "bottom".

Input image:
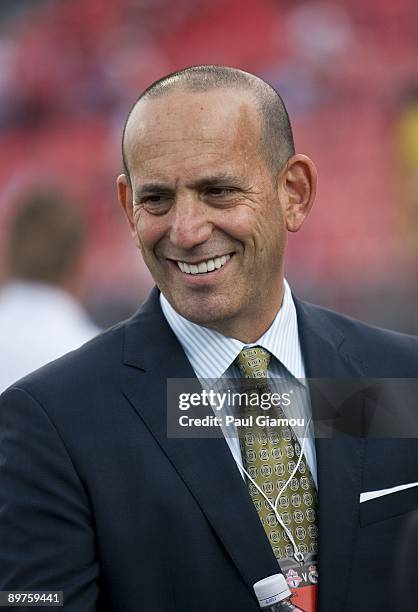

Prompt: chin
[{"left": 172, "top": 295, "right": 237, "bottom": 328}]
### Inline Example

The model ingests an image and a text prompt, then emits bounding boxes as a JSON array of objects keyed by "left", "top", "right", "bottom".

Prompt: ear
[
  {"left": 117, "top": 174, "right": 140, "bottom": 247},
  {"left": 280, "top": 154, "right": 317, "bottom": 232}
]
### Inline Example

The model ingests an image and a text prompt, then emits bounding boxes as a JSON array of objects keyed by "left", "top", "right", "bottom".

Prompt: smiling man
[
  {"left": 1, "top": 66, "right": 418, "bottom": 612},
  {"left": 118, "top": 73, "right": 315, "bottom": 341}
]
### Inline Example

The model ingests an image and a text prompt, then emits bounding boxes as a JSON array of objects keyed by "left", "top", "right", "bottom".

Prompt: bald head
[{"left": 121, "top": 65, "right": 295, "bottom": 187}]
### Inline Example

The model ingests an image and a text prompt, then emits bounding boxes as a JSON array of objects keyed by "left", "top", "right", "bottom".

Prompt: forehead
[{"left": 124, "top": 88, "right": 264, "bottom": 179}]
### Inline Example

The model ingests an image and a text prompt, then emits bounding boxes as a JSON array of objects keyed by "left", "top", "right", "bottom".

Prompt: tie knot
[{"left": 236, "top": 346, "right": 271, "bottom": 380}]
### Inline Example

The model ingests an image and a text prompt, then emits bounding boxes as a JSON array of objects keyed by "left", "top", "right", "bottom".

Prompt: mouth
[{"left": 173, "top": 254, "right": 232, "bottom": 275}]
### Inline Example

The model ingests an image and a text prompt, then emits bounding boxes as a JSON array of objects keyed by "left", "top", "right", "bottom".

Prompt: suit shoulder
[
  {"left": 297, "top": 299, "right": 418, "bottom": 374},
  {"left": 314, "top": 302, "right": 417, "bottom": 344}
]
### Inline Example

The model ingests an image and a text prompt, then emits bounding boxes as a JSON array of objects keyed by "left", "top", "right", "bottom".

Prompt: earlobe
[{"left": 282, "top": 154, "right": 317, "bottom": 233}]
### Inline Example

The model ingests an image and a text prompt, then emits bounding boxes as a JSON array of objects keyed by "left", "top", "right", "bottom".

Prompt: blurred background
[{"left": 0, "top": 0, "right": 417, "bottom": 333}]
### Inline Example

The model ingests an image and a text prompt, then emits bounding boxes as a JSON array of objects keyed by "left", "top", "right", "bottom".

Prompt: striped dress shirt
[{"left": 160, "top": 279, "right": 317, "bottom": 486}]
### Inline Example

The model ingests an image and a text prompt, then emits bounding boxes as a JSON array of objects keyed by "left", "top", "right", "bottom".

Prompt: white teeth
[{"left": 176, "top": 254, "right": 231, "bottom": 275}]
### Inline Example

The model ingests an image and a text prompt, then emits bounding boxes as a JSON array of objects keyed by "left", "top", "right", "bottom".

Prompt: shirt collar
[{"left": 160, "top": 279, "right": 305, "bottom": 381}]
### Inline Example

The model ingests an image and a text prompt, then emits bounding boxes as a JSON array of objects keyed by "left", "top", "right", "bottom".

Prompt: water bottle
[{"left": 253, "top": 574, "right": 304, "bottom": 611}]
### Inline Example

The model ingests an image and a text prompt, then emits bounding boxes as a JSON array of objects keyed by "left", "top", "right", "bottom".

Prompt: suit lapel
[
  {"left": 121, "top": 288, "right": 280, "bottom": 602},
  {"left": 294, "top": 298, "right": 368, "bottom": 612}
]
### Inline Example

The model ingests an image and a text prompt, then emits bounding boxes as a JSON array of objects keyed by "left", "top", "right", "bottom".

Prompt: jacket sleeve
[{"left": 0, "top": 386, "right": 100, "bottom": 611}]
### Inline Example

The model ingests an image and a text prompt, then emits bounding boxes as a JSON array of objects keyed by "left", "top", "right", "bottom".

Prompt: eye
[
  {"left": 206, "top": 187, "right": 235, "bottom": 197},
  {"left": 143, "top": 194, "right": 168, "bottom": 203}
]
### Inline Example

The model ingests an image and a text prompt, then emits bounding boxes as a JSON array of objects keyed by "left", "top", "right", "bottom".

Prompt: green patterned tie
[{"left": 236, "top": 346, "right": 318, "bottom": 565}]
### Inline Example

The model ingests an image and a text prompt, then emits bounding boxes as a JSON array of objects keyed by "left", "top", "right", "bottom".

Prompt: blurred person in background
[
  {"left": 395, "top": 87, "right": 418, "bottom": 265},
  {"left": 0, "top": 189, "right": 100, "bottom": 391}
]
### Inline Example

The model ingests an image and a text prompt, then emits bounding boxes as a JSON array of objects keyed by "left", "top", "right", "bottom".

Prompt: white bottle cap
[{"left": 253, "top": 574, "right": 292, "bottom": 608}]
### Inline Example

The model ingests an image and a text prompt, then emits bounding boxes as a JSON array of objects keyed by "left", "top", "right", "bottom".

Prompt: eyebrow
[
  {"left": 187, "top": 173, "right": 243, "bottom": 190},
  {"left": 135, "top": 183, "right": 173, "bottom": 198},
  {"left": 135, "top": 173, "right": 243, "bottom": 198}
]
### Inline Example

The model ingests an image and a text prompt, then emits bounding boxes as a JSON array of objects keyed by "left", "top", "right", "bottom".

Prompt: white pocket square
[{"left": 360, "top": 481, "right": 418, "bottom": 503}]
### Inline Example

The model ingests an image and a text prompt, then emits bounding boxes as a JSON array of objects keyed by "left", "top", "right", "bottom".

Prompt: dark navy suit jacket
[{"left": 1, "top": 288, "right": 418, "bottom": 611}]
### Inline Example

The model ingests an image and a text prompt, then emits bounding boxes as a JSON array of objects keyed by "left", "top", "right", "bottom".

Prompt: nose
[{"left": 168, "top": 192, "right": 213, "bottom": 250}]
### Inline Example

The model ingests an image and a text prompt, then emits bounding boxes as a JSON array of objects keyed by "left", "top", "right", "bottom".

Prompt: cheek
[
  {"left": 133, "top": 211, "right": 165, "bottom": 253},
  {"left": 217, "top": 207, "right": 257, "bottom": 243},
  {"left": 251, "top": 212, "right": 286, "bottom": 259}
]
